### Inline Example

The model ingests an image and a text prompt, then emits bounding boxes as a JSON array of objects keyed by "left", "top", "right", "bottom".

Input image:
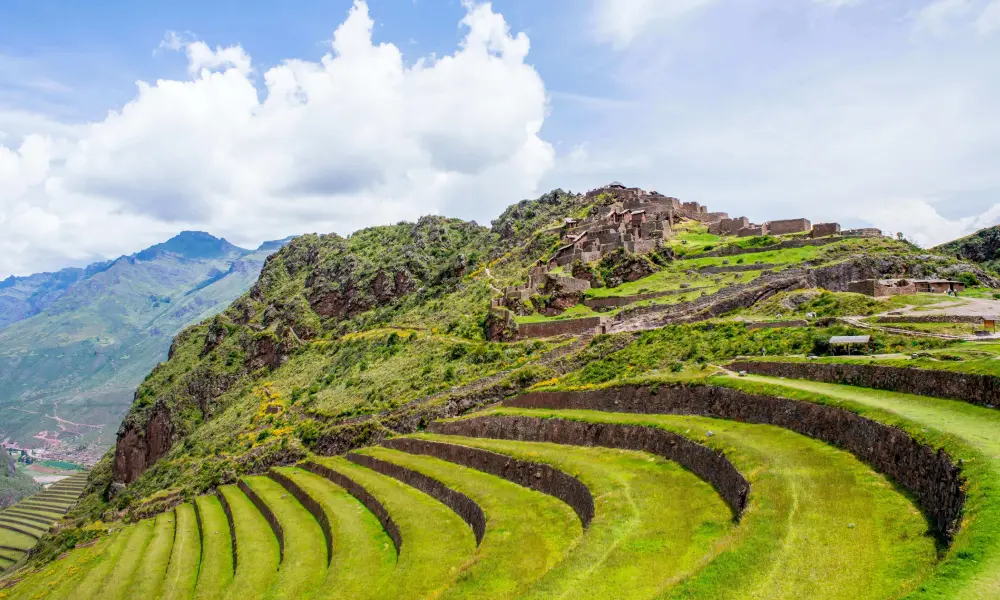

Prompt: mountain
[
  {"left": 0, "top": 451, "right": 38, "bottom": 508},
  {"left": 933, "top": 225, "right": 1000, "bottom": 275},
  {"left": 0, "top": 232, "right": 290, "bottom": 463}
]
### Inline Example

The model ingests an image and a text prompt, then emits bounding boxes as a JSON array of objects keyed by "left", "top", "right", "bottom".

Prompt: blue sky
[{"left": 1, "top": 0, "right": 1000, "bottom": 276}]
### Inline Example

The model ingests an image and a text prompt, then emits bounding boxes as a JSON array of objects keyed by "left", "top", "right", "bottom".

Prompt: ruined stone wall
[
  {"left": 812, "top": 223, "right": 841, "bottom": 238},
  {"left": 875, "top": 315, "right": 983, "bottom": 324},
  {"left": 746, "top": 319, "right": 809, "bottom": 329},
  {"left": 698, "top": 263, "right": 778, "bottom": 274},
  {"left": 767, "top": 219, "right": 812, "bottom": 235},
  {"left": 583, "top": 287, "right": 709, "bottom": 309},
  {"left": 737, "top": 225, "right": 766, "bottom": 237},
  {"left": 347, "top": 452, "right": 486, "bottom": 545},
  {"left": 515, "top": 316, "right": 604, "bottom": 340},
  {"left": 709, "top": 217, "right": 749, "bottom": 236},
  {"left": 506, "top": 384, "right": 965, "bottom": 541},
  {"left": 431, "top": 415, "right": 747, "bottom": 519},
  {"left": 302, "top": 461, "right": 402, "bottom": 555},
  {"left": 381, "top": 438, "right": 595, "bottom": 528},
  {"left": 730, "top": 360, "right": 1000, "bottom": 410}
]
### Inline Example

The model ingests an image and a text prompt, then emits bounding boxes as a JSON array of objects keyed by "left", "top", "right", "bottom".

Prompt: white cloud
[
  {"left": 977, "top": 0, "right": 1000, "bottom": 34},
  {"left": 591, "top": 0, "right": 718, "bottom": 48},
  {"left": 913, "top": 0, "right": 975, "bottom": 35},
  {"left": 0, "top": 0, "right": 552, "bottom": 277}
]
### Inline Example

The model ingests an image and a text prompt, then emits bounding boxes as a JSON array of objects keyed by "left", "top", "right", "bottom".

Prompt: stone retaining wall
[
  {"left": 238, "top": 480, "right": 285, "bottom": 563},
  {"left": 430, "top": 415, "right": 748, "bottom": 520},
  {"left": 874, "top": 315, "right": 983, "bottom": 324},
  {"left": 302, "top": 461, "right": 402, "bottom": 555},
  {"left": 215, "top": 490, "right": 239, "bottom": 571},
  {"left": 583, "top": 288, "right": 707, "bottom": 309},
  {"left": 698, "top": 264, "right": 777, "bottom": 274},
  {"left": 730, "top": 360, "right": 1000, "bottom": 410},
  {"left": 382, "top": 438, "right": 594, "bottom": 529},
  {"left": 746, "top": 320, "right": 809, "bottom": 330},
  {"left": 516, "top": 316, "right": 604, "bottom": 340},
  {"left": 0, "top": 524, "right": 38, "bottom": 541},
  {"left": 268, "top": 470, "right": 333, "bottom": 566},
  {"left": 507, "top": 384, "right": 965, "bottom": 542},
  {"left": 694, "top": 237, "right": 839, "bottom": 259},
  {"left": 346, "top": 452, "right": 486, "bottom": 545}
]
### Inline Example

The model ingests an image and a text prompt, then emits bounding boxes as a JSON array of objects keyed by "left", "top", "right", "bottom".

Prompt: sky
[{"left": 2, "top": 0, "right": 1000, "bottom": 277}]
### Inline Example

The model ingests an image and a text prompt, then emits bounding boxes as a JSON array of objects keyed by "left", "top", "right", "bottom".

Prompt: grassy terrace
[
  {"left": 476, "top": 408, "right": 937, "bottom": 600},
  {"left": 96, "top": 518, "right": 154, "bottom": 599},
  {"left": 242, "top": 476, "right": 326, "bottom": 599},
  {"left": 193, "top": 494, "right": 233, "bottom": 600},
  {"left": 717, "top": 374, "right": 1000, "bottom": 599},
  {"left": 309, "top": 455, "right": 475, "bottom": 599},
  {"left": 132, "top": 512, "right": 176, "bottom": 598},
  {"left": 270, "top": 467, "right": 396, "bottom": 600},
  {"left": 0, "top": 472, "right": 90, "bottom": 571},
  {"left": 413, "top": 433, "right": 733, "bottom": 599},
  {"left": 356, "top": 446, "right": 581, "bottom": 600},
  {"left": 741, "top": 341, "right": 1000, "bottom": 376},
  {"left": 218, "top": 485, "right": 277, "bottom": 600},
  {"left": 163, "top": 504, "right": 201, "bottom": 600}
]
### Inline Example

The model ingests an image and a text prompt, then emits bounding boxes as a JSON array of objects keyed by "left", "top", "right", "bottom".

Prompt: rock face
[
  {"left": 113, "top": 404, "right": 173, "bottom": 485},
  {"left": 600, "top": 248, "right": 656, "bottom": 288}
]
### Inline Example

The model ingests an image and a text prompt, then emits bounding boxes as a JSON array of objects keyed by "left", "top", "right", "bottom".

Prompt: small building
[
  {"left": 767, "top": 218, "right": 812, "bottom": 236},
  {"left": 848, "top": 278, "right": 965, "bottom": 297},
  {"left": 984, "top": 315, "right": 997, "bottom": 333},
  {"left": 830, "top": 335, "right": 871, "bottom": 355},
  {"left": 811, "top": 223, "right": 841, "bottom": 238}
]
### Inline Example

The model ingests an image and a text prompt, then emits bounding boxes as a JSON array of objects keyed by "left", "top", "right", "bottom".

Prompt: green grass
[
  {"left": 241, "top": 476, "right": 326, "bottom": 599},
  {"left": 873, "top": 321, "right": 980, "bottom": 336},
  {"left": 193, "top": 494, "right": 234, "bottom": 600},
  {"left": 0, "top": 519, "right": 44, "bottom": 536},
  {"left": 95, "top": 517, "right": 154, "bottom": 599},
  {"left": 132, "top": 511, "right": 176, "bottom": 599},
  {"left": 720, "top": 374, "right": 1000, "bottom": 599},
  {"left": 356, "top": 446, "right": 581, "bottom": 600},
  {"left": 747, "top": 342, "right": 1000, "bottom": 376},
  {"left": 0, "top": 529, "right": 35, "bottom": 551},
  {"left": 309, "top": 455, "right": 476, "bottom": 599},
  {"left": 162, "top": 504, "right": 201, "bottom": 600},
  {"left": 54, "top": 524, "right": 134, "bottom": 600},
  {"left": 515, "top": 303, "right": 599, "bottom": 323},
  {"left": 3, "top": 531, "right": 117, "bottom": 600},
  {"left": 218, "top": 485, "right": 278, "bottom": 600},
  {"left": 414, "top": 433, "right": 733, "bottom": 599},
  {"left": 270, "top": 467, "right": 396, "bottom": 600},
  {"left": 482, "top": 407, "right": 937, "bottom": 600}
]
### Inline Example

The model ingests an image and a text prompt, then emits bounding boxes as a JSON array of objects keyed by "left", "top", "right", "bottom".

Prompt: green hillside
[
  {"left": 0, "top": 233, "right": 290, "bottom": 463},
  {"left": 6, "top": 185, "right": 1000, "bottom": 597},
  {"left": 934, "top": 224, "right": 1000, "bottom": 276}
]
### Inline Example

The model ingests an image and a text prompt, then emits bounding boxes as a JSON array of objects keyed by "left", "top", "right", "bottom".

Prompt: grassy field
[
  {"left": 718, "top": 374, "right": 1000, "bottom": 599},
  {"left": 132, "top": 512, "right": 176, "bottom": 598},
  {"left": 193, "top": 494, "right": 234, "bottom": 600},
  {"left": 481, "top": 407, "right": 937, "bottom": 600},
  {"left": 745, "top": 341, "right": 1000, "bottom": 376},
  {"left": 242, "top": 476, "right": 326, "bottom": 599},
  {"left": 270, "top": 467, "right": 397, "bottom": 600},
  {"left": 309, "top": 456, "right": 476, "bottom": 599},
  {"left": 413, "top": 433, "right": 733, "bottom": 599},
  {"left": 162, "top": 504, "right": 201, "bottom": 600},
  {"left": 219, "top": 485, "right": 278, "bottom": 600},
  {"left": 356, "top": 446, "right": 581, "bottom": 600}
]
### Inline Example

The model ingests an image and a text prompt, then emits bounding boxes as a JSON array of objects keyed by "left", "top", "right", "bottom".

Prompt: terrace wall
[
  {"left": 730, "top": 360, "right": 1000, "bottom": 410},
  {"left": 875, "top": 315, "right": 983, "bottom": 324},
  {"left": 381, "top": 438, "right": 595, "bottom": 528},
  {"left": 515, "top": 317, "right": 604, "bottom": 340},
  {"left": 695, "top": 236, "right": 840, "bottom": 258},
  {"left": 745, "top": 319, "right": 809, "bottom": 329},
  {"left": 505, "top": 383, "right": 965, "bottom": 542},
  {"left": 430, "top": 414, "right": 748, "bottom": 519}
]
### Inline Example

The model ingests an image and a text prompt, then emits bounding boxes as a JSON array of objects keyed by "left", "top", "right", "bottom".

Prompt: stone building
[
  {"left": 812, "top": 223, "right": 841, "bottom": 238},
  {"left": 766, "top": 218, "right": 811, "bottom": 235},
  {"left": 848, "top": 278, "right": 966, "bottom": 297}
]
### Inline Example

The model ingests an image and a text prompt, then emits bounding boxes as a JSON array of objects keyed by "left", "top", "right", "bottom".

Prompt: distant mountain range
[{"left": 0, "top": 231, "right": 292, "bottom": 462}]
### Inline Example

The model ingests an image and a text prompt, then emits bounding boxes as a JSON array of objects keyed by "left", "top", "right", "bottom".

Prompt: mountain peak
[{"left": 136, "top": 231, "right": 248, "bottom": 261}]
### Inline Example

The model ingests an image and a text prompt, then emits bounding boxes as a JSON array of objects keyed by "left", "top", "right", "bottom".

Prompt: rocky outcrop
[
  {"left": 600, "top": 248, "right": 656, "bottom": 288},
  {"left": 730, "top": 360, "right": 1000, "bottom": 410},
  {"left": 507, "top": 384, "right": 965, "bottom": 542},
  {"left": 484, "top": 308, "right": 518, "bottom": 342},
  {"left": 113, "top": 403, "right": 173, "bottom": 485}
]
